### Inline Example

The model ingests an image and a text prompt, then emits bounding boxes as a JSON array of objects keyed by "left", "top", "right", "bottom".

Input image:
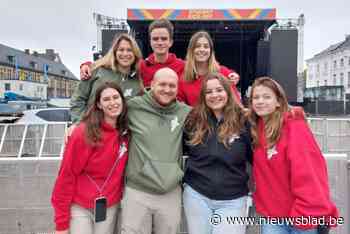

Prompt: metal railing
[{"left": 0, "top": 123, "right": 68, "bottom": 160}]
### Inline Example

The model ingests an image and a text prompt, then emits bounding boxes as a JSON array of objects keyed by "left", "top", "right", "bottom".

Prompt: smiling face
[
  {"left": 150, "top": 28, "right": 173, "bottom": 57},
  {"left": 205, "top": 78, "right": 228, "bottom": 117},
  {"left": 98, "top": 87, "right": 123, "bottom": 123},
  {"left": 115, "top": 39, "right": 135, "bottom": 71},
  {"left": 194, "top": 36, "right": 211, "bottom": 63},
  {"left": 151, "top": 68, "right": 178, "bottom": 106},
  {"left": 251, "top": 85, "right": 281, "bottom": 119}
]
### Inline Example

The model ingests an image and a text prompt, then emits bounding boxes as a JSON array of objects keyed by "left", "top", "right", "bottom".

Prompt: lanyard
[{"left": 85, "top": 139, "right": 127, "bottom": 196}]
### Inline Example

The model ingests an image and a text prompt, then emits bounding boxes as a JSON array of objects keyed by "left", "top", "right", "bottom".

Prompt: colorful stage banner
[{"left": 127, "top": 9, "right": 276, "bottom": 21}]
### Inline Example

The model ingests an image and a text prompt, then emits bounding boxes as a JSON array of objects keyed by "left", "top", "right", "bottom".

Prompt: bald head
[
  {"left": 153, "top": 67, "right": 178, "bottom": 82},
  {"left": 150, "top": 68, "right": 178, "bottom": 106}
]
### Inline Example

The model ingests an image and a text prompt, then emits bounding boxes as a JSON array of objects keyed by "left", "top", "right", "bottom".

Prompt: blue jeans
[
  {"left": 183, "top": 184, "right": 247, "bottom": 234},
  {"left": 262, "top": 222, "right": 318, "bottom": 234}
]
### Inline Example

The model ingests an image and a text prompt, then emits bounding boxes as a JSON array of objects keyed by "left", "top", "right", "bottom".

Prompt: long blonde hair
[
  {"left": 185, "top": 73, "right": 244, "bottom": 148},
  {"left": 183, "top": 31, "right": 220, "bottom": 82},
  {"left": 92, "top": 33, "right": 142, "bottom": 74},
  {"left": 248, "top": 77, "right": 290, "bottom": 148}
]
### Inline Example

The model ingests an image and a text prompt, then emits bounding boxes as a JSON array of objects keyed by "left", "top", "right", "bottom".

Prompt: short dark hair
[{"left": 148, "top": 19, "right": 174, "bottom": 39}]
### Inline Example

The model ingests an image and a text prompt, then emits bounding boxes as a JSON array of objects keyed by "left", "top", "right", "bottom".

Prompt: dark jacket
[{"left": 183, "top": 114, "right": 252, "bottom": 200}]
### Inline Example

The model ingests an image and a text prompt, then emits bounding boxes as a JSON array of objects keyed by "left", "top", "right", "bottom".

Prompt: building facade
[
  {"left": 306, "top": 35, "right": 350, "bottom": 96},
  {"left": 0, "top": 44, "right": 78, "bottom": 100}
]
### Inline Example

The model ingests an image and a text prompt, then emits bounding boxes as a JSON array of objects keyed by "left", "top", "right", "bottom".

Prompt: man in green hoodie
[{"left": 121, "top": 67, "right": 191, "bottom": 234}]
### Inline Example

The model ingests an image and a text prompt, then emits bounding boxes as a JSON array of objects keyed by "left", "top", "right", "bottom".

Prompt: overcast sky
[{"left": 1, "top": 0, "right": 349, "bottom": 78}]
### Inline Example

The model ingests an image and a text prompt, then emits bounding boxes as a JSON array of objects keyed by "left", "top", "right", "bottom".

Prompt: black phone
[
  {"left": 94, "top": 197, "right": 107, "bottom": 222},
  {"left": 317, "top": 225, "right": 330, "bottom": 234}
]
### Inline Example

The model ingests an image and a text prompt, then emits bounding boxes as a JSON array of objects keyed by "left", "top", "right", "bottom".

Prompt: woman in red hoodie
[
  {"left": 248, "top": 77, "right": 338, "bottom": 234},
  {"left": 51, "top": 82, "right": 128, "bottom": 234},
  {"left": 177, "top": 31, "right": 241, "bottom": 107}
]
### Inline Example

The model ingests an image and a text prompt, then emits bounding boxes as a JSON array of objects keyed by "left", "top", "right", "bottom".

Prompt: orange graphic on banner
[{"left": 189, "top": 9, "right": 214, "bottom": 19}]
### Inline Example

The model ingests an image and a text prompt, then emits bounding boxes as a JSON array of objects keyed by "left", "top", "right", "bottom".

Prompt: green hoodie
[
  {"left": 126, "top": 91, "right": 191, "bottom": 194},
  {"left": 70, "top": 67, "right": 142, "bottom": 123}
]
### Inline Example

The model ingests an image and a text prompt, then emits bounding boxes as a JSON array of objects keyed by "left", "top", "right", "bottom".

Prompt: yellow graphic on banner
[
  {"left": 228, "top": 9, "right": 242, "bottom": 19},
  {"left": 160, "top": 9, "right": 173, "bottom": 19},
  {"left": 141, "top": 9, "right": 154, "bottom": 19},
  {"left": 249, "top": 9, "right": 262, "bottom": 19}
]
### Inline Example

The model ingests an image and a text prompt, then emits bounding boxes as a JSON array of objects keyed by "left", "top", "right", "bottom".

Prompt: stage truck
[{"left": 94, "top": 9, "right": 305, "bottom": 104}]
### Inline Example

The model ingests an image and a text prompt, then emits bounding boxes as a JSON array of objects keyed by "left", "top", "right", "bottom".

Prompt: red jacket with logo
[
  {"left": 177, "top": 65, "right": 241, "bottom": 106},
  {"left": 253, "top": 111, "right": 338, "bottom": 229},
  {"left": 140, "top": 53, "right": 185, "bottom": 88},
  {"left": 51, "top": 122, "right": 128, "bottom": 231}
]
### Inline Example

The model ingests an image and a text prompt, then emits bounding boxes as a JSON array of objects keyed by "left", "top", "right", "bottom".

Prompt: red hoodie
[
  {"left": 51, "top": 122, "right": 128, "bottom": 231},
  {"left": 253, "top": 111, "right": 338, "bottom": 229},
  {"left": 177, "top": 65, "right": 241, "bottom": 106},
  {"left": 140, "top": 53, "right": 185, "bottom": 88}
]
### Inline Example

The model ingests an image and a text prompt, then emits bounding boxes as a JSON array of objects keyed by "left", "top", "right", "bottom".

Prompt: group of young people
[{"left": 51, "top": 18, "right": 338, "bottom": 234}]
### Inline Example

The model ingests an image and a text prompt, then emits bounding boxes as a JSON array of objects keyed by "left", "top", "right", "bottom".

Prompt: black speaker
[
  {"left": 256, "top": 40, "right": 270, "bottom": 77},
  {"left": 270, "top": 29, "right": 298, "bottom": 102},
  {"left": 101, "top": 29, "right": 128, "bottom": 56}
]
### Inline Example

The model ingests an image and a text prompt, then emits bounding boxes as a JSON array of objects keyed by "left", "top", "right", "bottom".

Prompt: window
[
  {"left": 324, "top": 62, "right": 328, "bottom": 75},
  {"left": 333, "top": 74, "right": 336, "bottom": 85},
  {"left": 348, "top": 72, "right": 350, "bottom": 88},
  {"left": 334, "top": 60, "right": 337, "bottom": 69},
  {"left": 30, "top": 61, "right": 38, "bottom": 69},
  {"left": 340, "top": 73, "right": 344, "bottom": 85},
  {"left": 5, "top": 83, "right": 10, "bottom": 91},
  {"left": 324, "top": 80, "right": 328, "bottom": 86},
  {"left": 340, "top": 58, "right": 344, "bottom": 67},
  {"left": 7, "top": 55, "right": 15, "bottom": 63},
  {"left": 61, "top": 70, "right": 66, "bottom": 76},
  {"left": 317, "top": 64, "right": 320, "bottom": 73}
]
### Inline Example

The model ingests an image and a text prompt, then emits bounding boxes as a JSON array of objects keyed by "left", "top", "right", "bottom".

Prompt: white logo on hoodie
[
  {"left": 228, "top": 134, "right": 240, "bottom": 144},
  {"left": 124, "top": 89, "right": 133, "bottom": 97},
  {"left": 119, "top": 142, "right": 127, "bottom": 158},
  {"left": 267, "top": 146, "right": 278, "bottom": 160},
  {"left": 170, "top": 116, "right": 179, "bottom": 132}
]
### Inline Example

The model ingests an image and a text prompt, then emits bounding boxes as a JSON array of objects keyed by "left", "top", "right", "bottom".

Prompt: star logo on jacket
[
  {"left": 228, "top": 134, "right": 240, "bottom": 144},
  {"left": 170, "top": 116, "right": 179, "bottom": 132},
  {"left": 267, "top": 146, "right": 278, "bottom": 160},
  {"left": 124, "top": 88, "right": 133, "bottom": 97}
]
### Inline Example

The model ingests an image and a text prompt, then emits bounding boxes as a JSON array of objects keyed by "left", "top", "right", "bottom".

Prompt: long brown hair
[
  {"left": 81, "top": 82, "right": 128, "bottom": 145},
  {"left": 183, "top": 31, "right": 220, "bottom": 82},
  {"left": 248, "top": 77, "right": 289, "bottom": 148},
  {"left": 185, "top": 73, "right": 244, "bottom": 148},
  {"left": 92, "top": 33, "right": 142, "bottom": 75}
]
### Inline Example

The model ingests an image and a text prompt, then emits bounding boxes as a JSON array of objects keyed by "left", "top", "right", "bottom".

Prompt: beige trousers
[
  {"left": 69, "top": 204, "right": 118, "bottom": 234},
  {"left": 120, "top": 186, "right": 182, "bottom": 234}
]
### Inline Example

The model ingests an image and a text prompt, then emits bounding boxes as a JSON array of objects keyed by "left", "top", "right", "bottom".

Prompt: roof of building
[
  {"left": 309, "top": 35, "right": 350, "bottom": 61},
  {"left": 0, "top": 43, "right": 78, "bottom": 81}
]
